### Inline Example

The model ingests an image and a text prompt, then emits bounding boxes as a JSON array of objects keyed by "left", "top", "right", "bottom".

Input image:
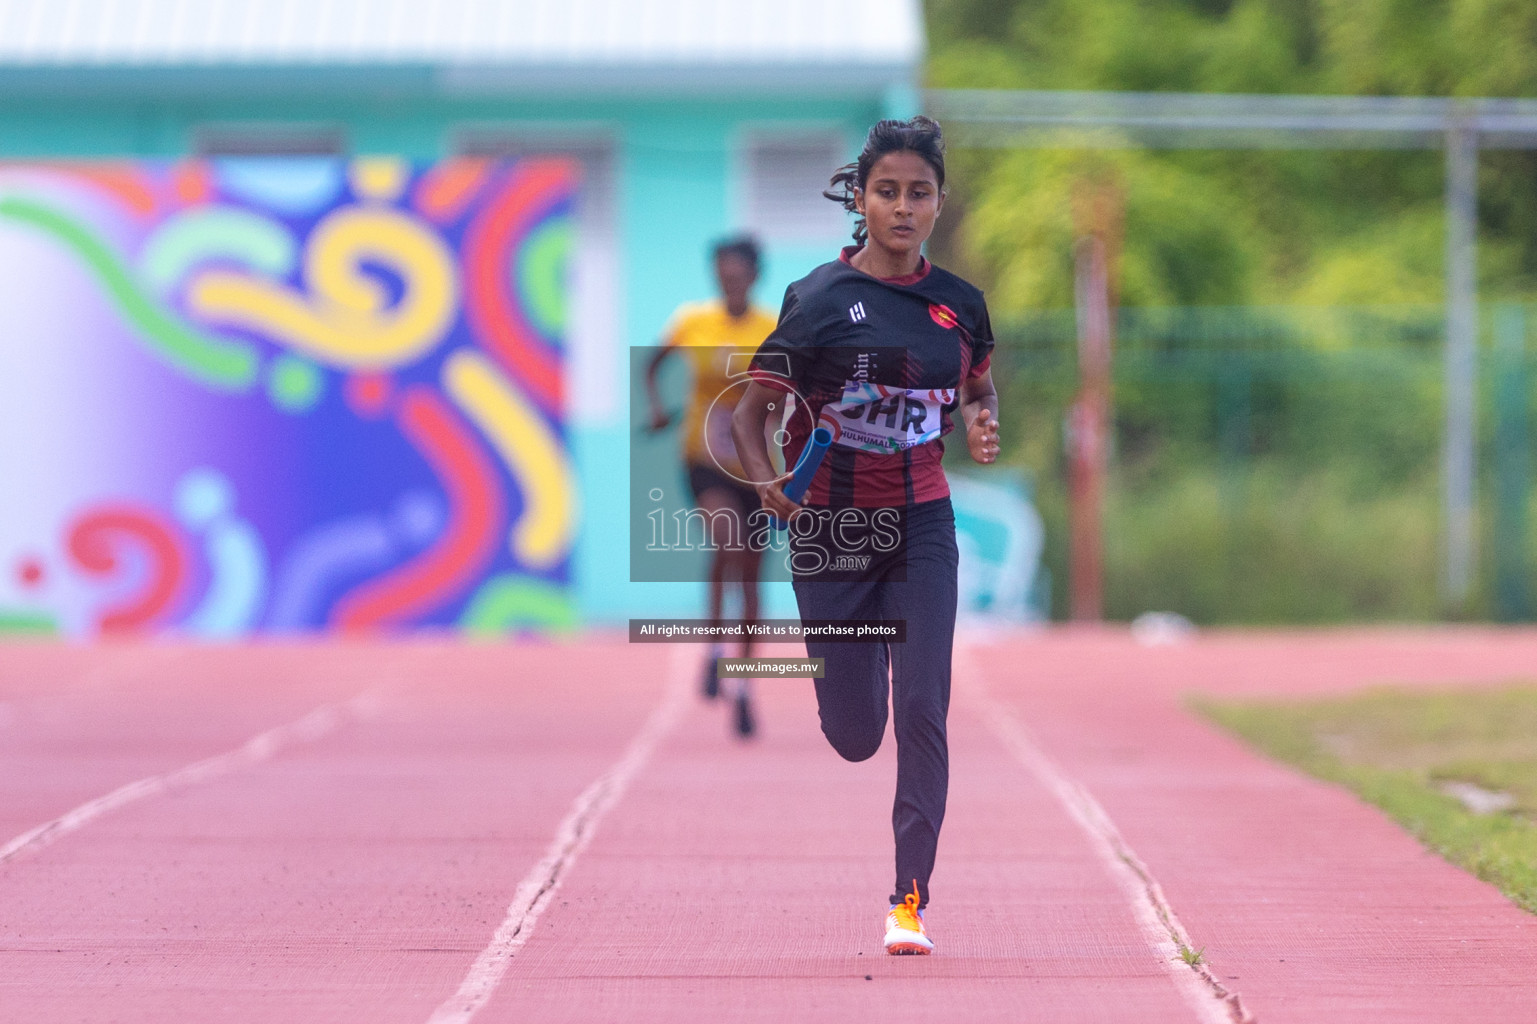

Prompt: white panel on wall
[{"left": 740, "top": 132, "right": 847, "bottom": 241}]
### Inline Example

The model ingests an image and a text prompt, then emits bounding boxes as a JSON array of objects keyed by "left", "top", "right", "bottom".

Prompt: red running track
[{"left": 1, "top": 630, "right": 1536, "bottom": 1023}]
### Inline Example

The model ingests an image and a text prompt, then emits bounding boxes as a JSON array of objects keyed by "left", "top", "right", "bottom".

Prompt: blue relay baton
[{"left": 771, "top": 426, "right": 833, "bottom": 530}]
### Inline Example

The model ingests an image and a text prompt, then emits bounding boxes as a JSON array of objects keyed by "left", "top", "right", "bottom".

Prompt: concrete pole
[{"left": 1443, "top": 117, "right": 1479, "bottom": 607}]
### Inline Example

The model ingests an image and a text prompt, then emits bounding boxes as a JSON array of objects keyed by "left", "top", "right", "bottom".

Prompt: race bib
[{"left": 819, "top": 381, "right": 954, "bottom": 453}]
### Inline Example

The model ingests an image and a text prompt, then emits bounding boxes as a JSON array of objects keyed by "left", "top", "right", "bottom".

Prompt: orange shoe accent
[{"left": 884, "top": 879, "right": 934, "bottom": 955}]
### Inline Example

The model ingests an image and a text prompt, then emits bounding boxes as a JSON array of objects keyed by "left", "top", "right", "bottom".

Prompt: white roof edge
[
  {"left": 0, "top": 0, "right": 925, "bottom": 69},
  {"left": 0, "top": 61, "right": 917, "bottom": 102}
]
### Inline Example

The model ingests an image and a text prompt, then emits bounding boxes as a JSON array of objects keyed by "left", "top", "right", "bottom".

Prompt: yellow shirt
[{"left": 662, "top": 300, "right": 778, "bottom": 477}]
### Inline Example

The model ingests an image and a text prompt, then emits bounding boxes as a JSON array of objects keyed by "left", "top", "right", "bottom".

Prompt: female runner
[{"left": 731, "top": 116, "right": 1000, "bottom": 955}]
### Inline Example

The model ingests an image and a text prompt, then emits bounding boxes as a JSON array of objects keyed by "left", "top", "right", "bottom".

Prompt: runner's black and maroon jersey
[{"left": 749, "top": 247, "right": 994, "bottom": 507}]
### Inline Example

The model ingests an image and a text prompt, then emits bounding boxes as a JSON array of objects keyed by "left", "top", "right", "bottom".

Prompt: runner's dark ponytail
[{"left": 824, "top": 116, "right": 946, "bottom": 244}]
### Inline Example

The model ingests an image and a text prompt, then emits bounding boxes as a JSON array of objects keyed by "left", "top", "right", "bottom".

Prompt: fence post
[
  {"left": 1068, "top": 177, "right": 1121, "bottom": 622},
  {"left": 1069, "top": 236, "right": 1112, "bottom": 622},
  {"left": 1442, "top": 115, "right": 1479, "bottom": 610},
  {"left": 1493, "top": 304, "right": 1531, "bottom": 621}
]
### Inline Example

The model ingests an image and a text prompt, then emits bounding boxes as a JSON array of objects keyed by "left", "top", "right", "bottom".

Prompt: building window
[
  {"left": 741, "top": 132, "right": 847, "bottom": 240},
  {"left": 193, "top": 123, "right": 348, "bottom": 156}
]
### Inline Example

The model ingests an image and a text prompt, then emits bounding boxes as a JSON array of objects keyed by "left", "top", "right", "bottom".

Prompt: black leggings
[{"left": 790, "top": 498, "right": 958, "bottom": 909}]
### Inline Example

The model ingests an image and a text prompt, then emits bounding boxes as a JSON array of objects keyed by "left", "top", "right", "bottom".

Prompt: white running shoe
[{"left": 883, "top": 881, "right": 934, "bottom": 955}]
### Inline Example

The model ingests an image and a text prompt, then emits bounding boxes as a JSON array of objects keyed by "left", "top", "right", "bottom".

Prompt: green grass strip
[
  {"left": 0, "top": 197, "right": 258, "bottom": 391},
  {"left": 0, "top": 611, "right": 57, "bottom": 635},
  {"left": 460, "top": 575, "right": 578, "bottom": 635},
  {"left": 1193, "top": 687, "right": 1537, "bottom": 914}
]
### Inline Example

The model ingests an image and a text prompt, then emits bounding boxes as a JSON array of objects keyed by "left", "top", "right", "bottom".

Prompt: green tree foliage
[
  {"left": 927, "top": 0, "right": 1537, "bottom": 312},
  {"left": 964, "top": 148, "right": 1261, "bottom": 313},
  {"left": 930, "top": 0, "right": 1537, "bottom": 96},
  {"left": 926, "top": 0, "right": 1537, "bottom": 622}
]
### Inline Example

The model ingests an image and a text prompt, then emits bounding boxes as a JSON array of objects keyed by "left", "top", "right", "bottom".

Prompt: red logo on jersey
[{"left": 929, "top": 303, "right": 958, "bottom": 329}]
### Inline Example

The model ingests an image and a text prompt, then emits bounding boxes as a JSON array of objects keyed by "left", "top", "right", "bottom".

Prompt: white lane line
[
  {"left": 957, "top": 645, "right": 1254, "bottom": 1024},
  {"left": 425, "top": 648, "right": 692, "bottom": 1024},
  {"left": 0, "top": 692, "right": 383, "bottom": 867}
]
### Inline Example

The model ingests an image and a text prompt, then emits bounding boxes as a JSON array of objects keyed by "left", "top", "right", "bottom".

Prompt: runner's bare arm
[
  {"left": 643, "top": 344, "right": 675, "bottom": 432},
  {"left": 731, "top": 380, "right": 799, "bottom": 521},
  {"left": 961, "top": 368, "right": 1000, "bottom": 465}
]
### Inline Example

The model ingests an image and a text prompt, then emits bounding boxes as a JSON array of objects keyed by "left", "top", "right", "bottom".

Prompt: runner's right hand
[{"left": 756, "top": 470, "right": 802, "bottom": 524}]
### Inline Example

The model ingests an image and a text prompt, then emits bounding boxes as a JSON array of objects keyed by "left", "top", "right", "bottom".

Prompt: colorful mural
[{"left": 0, "top": 158, "right": 578, "bottom": 637}]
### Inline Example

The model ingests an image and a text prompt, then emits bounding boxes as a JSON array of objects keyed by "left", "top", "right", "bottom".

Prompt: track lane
[
  {"left": 0, "top": 644, "right": 394, "bottom": 844},
  {"left": 958, "top": 644, "right": 1248, "bottom": 1023},
  {"left": 1, "top": 692, "right": 379, "bottom": 866},
  {"left": 969, "top": 628, "right": 1537, "bottom": 1024},
  {"left": 472, "top": 641, "right": 1201, "bottom": 1023},
  {"left": 7, "top": 630, "right": 1537, "bottom": 1022},
  {"left": 0, "top": 639, "right": 674, "bottom": 1023},
  {"left": 426, "top": 647, "right": 693, "bottom": 1023}
]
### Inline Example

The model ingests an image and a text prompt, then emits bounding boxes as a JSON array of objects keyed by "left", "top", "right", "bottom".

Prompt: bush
[
  {"left": 1100, "top": 463, "right": 1442, "bottom": 623},
  {"left": 986, "top": 307, "right": 1515, "bottom": 623}
]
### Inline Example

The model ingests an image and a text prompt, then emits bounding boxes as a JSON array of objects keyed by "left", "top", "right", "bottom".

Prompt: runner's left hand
[{"left": 967, "top": 409, "right": 1000, "bottom": 464}]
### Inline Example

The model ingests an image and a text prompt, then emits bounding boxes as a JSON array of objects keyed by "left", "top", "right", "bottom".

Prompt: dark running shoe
[{"left": 733, "top": 688, "right": 756, "bottom": 739}]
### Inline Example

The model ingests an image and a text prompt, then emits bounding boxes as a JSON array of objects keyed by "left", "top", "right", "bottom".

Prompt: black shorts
[{"left": 686, "top": 462, "right": 759, "bottom": 516}]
